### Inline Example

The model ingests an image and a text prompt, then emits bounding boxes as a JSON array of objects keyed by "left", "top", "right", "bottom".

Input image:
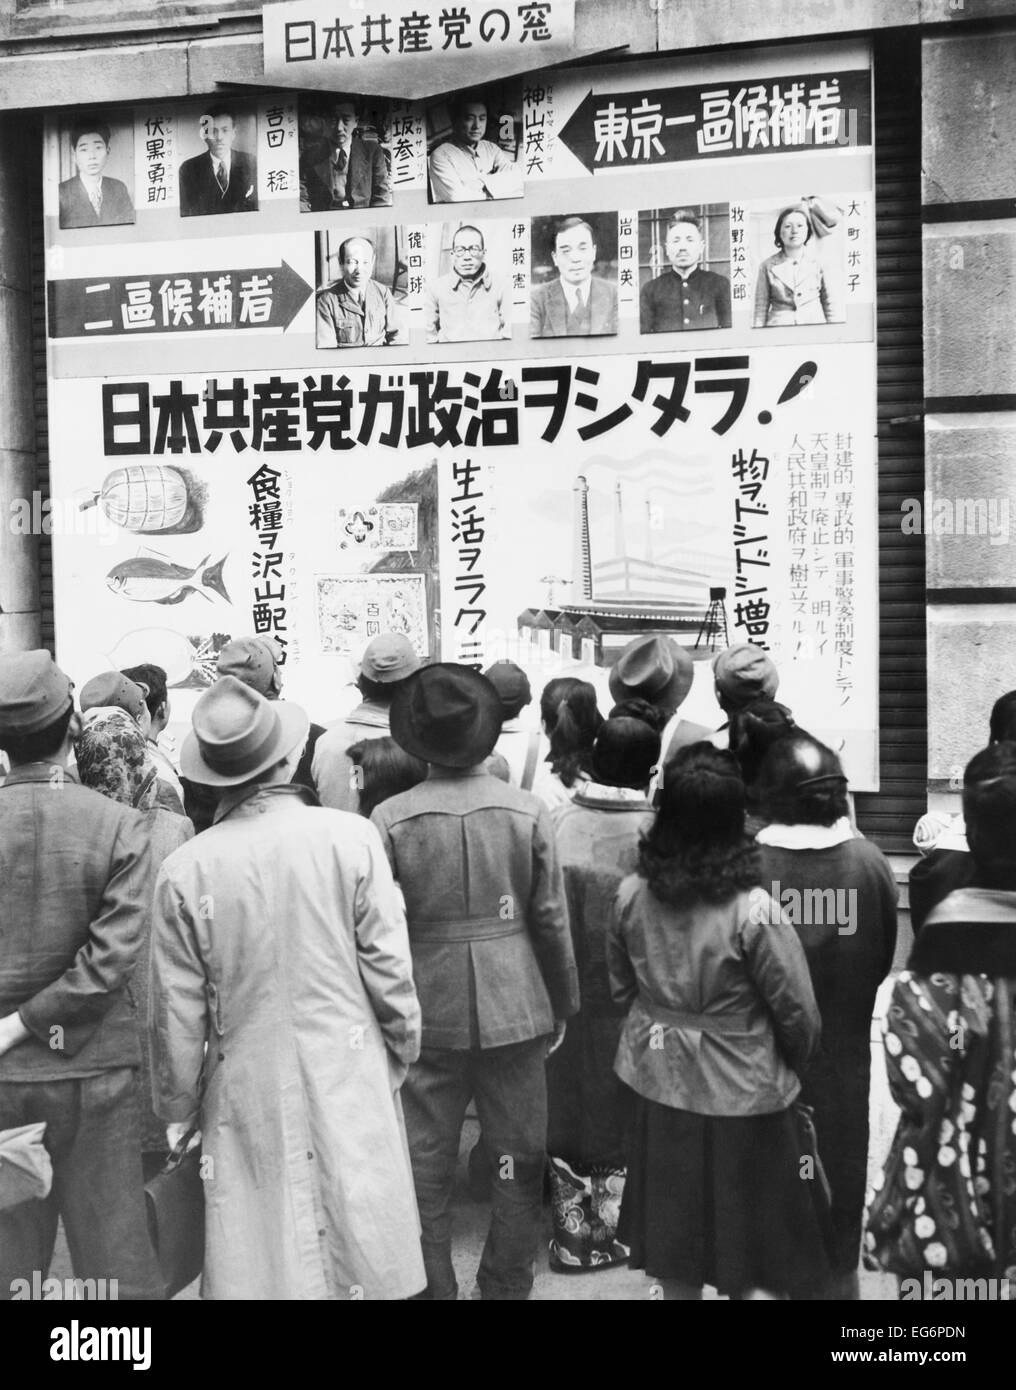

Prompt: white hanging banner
[{"left": 263, "top": 0, "right": 582, "bottom": 101}]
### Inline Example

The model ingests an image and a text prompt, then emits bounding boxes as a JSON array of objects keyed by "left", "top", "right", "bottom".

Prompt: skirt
[{"left": 618, "top": 1092, "right": 832, "bottom": 1297}]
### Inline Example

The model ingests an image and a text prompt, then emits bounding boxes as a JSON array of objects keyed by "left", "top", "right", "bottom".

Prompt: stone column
[
  {"left": 0, "top": 114, "right": 41, "bottom": 653},
  {"left": 922, "top": 27, "right": 1016, "bottom": 811}
]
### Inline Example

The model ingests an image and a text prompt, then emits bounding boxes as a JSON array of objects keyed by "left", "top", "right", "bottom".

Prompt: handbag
[
  {"left": 144, "top": 1122, "right": 204, "bottom": 1299},
  {"left": 548, "top": 1155, "right": 630, "bottom": 1272}
]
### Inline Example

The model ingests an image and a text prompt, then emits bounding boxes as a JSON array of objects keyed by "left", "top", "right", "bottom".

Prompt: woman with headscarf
[
  {"left": 608, "top": 742, "right": 830, "bottom": 1299},
  {"left": 753, "top": 204, "right": 841, "bottom": 327},
  {"left": 755, "top": 732, "right": 897, "bottom": 1298},
  {"left": 75, "top": 708, "right": 194, "bottom": 1175}
]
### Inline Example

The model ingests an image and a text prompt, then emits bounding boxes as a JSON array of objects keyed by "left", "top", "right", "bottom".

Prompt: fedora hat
[
  {"left": 180, "top": 675, "right": 309, "bottom": 787},
  {"left": 389, "top": 664, "right": 502, "bottom": 769},
  {"left": 608, "top": 635, "right": 693, "bottom": 712}
]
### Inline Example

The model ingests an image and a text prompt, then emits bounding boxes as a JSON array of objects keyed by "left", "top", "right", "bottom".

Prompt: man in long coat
[{"left": 150, "top": 675, "right": 425, "bottom": 1300}]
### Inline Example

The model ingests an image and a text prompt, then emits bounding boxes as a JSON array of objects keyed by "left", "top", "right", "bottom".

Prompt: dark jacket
[
  {"left": 299, "top": 139, "right": 391, "bottom": 211},
  {"left": 640, "top": 267, "right": 732, "bottom": 332},
  {"left": 909, "top": 848, "right": 975, "bottom": 936},
  {"left": 371, "top": 766, "right": 579, "bottom": 1049},
  {"left": 758, "top": 836, "right": 897, "bottom": 1273},
  {"left": 0, "top": 763, "right": 152, "bottom": 1078},
  {"left": 179, "top": 149, "right": 258, "bottom": 216},
  {"left": 58, "top": 175, "right": 135, "bottom": 228},
  {"left": 530, "top": 276, "right": 618, "bottom": 338}
]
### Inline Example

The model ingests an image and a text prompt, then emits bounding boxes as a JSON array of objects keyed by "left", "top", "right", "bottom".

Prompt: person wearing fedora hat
[
  {"left": 149, "top": 676, "right": 425, "bottom": 1299},
  {"left": 0, "top": 651, "right": 164, "bottom": 1300},
  {"left": 609, "top": 635, "right": 711, "bottom": 796},
  {"left": 215, "top": 636, "right": 325, "bottom": 794},
  {"left": 371, "top": 664, "right": 579, "bottom": 1301},
  {"left": 313, "top": 632, "right": 422, "bottom": 812}
]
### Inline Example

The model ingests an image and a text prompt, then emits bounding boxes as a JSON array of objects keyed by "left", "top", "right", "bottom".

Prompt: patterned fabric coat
[{"left": 865, "top": 888, "right": 1016, "bottom": 1281}]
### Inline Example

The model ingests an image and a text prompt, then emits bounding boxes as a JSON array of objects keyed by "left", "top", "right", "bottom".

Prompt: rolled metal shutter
[
  {"left": 27, "top": 115, "right": 54, "bottom": 650},
  {"left": 852, "top": 32, "right": 927, "bottom": 855}
]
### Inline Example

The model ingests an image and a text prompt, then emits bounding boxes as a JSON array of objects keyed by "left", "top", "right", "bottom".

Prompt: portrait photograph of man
[
  {"left": 425, "top": 222, "right": 512, "bottom": 344},
  {"left": 427, "top": 85, "right": 523, "bottom": 204},
  {"left": 178, "top": 104, "right": 258, "bottom": 217},
  {"left": 58, "top": 114, "right": 135, "bottom": 229},
  {"left": 299, "top": 94, "right": 392, "bottom": 212},
  {"left": 315, "top": 229, "right": 408, "bottom": 349},
  {"left": 530, "top": 213, "right": 618, "bottom": 339},
  {"left": 639, "top": 205, "right": 732, "bottom": 333}
]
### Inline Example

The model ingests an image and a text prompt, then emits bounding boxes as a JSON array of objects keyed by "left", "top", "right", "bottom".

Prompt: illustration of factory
[{"left": 517, "top": 470, "right": 728, "bottom": 669}]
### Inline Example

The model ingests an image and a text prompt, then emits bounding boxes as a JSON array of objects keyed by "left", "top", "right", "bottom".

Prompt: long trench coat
[{"left": 149, "top": 783, "right": 425, "bottom": 1300}]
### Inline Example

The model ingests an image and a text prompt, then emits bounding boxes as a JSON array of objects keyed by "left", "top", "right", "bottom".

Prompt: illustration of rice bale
[{"left": 79, "top": 465, "right": 203, "bottom": 534}]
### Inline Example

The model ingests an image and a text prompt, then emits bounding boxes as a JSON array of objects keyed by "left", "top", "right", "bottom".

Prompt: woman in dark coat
[
  {"left": 608, "top": 742, "right": 830, "bottom": 1299},
  {"left": 755, "top": 733, "right": 897, "bottom": 1298}
]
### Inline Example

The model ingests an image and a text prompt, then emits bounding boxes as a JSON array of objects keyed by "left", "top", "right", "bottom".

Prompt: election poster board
[{"left": 42, "top": 37, "right": 879, "bottom": 786}]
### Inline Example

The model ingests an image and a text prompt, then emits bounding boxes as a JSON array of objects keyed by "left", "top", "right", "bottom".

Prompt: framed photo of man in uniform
[
  {"left": 638, "top": 205, "right": 731, "bottom": 334},
  {"left": 315, "top": 227, "right": 409, "bottom": 349}
]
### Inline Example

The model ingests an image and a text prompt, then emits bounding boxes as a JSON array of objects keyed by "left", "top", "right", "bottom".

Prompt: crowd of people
[{"left": 0, "top": 630, "right": 1013, "bottom": 1301}]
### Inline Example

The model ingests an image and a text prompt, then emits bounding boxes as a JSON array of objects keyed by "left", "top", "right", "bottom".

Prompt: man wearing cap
[
  {"left": 0, "top": 651, "right": 163, "bottom": 1300},
  {"left": 313, "top": 633, "right": 421, "bottom": 813},
  {"left": 215, "top": 635, "right": 324, "bottom": 794},
  {"left": 608, "top": 635, "right": 711, "bottom": 792},
  {"left": 371, "top": 664, "right": 579, "bottom": 1301},
  {"left": 149, "top": 676, "right": 425, "bottom": 1299},
  {"left": 483, "top": 659, "right": 546, "bottom": 791},
  {"left": 711, "top": 642, "right": 782, "bottom": 748},
  {"left": 79, "top": 669, "right": 184, "bottom": 814}
]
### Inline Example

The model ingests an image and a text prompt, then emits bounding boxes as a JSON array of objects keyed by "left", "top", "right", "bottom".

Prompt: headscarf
[{"left": 75, "top": 707, "right": 159, "bottom": 810}]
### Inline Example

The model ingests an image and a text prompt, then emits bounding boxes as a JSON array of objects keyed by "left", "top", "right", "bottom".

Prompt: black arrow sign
[
  {"left": 558, "top": 69, "right": 872, "bottom": 175},
  {"left": 48, "top": 260, "right": 313, "bottom": 339}
]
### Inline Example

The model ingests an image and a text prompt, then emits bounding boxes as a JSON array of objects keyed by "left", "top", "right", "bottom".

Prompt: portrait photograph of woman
[{"left": 751, "top": 199, "right": 845, "bottom": 328}]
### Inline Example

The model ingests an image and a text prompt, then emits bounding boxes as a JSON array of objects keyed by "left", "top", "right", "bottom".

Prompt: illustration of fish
[{"left": 106, "top": 554, "right": 231, "bottom": 606}]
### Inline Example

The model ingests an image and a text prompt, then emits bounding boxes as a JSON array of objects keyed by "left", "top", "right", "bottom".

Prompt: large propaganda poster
[{"left": 42, "top": 38, "right": 879, "bottom": 785}]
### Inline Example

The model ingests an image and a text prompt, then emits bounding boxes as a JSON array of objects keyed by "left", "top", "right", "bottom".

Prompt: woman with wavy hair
[
  {"left": 753, "top": 204, "right": 841, "bottom": 328},
  {"left": 607, "top": 742, "right": 830, "bottom": 1299}
]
